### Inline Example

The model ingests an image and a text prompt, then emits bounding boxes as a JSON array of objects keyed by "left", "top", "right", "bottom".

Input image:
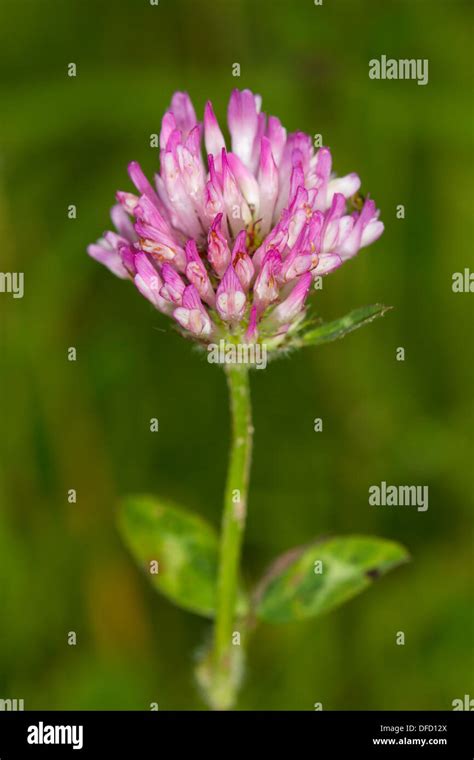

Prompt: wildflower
[
  {"left": 88, "top": 89, "right": 383, "bottom": 355},
  {"left": 98, "top": 90, "right": 402, "bottom": 714}
]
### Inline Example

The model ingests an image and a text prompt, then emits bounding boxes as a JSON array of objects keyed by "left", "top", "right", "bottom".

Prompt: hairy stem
[{"left": 211, "top": 364, "right": 253, "bottom": 708}]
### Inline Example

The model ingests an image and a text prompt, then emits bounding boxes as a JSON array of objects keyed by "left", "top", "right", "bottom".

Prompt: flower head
[{"left": 88, "top": 89, "right": 383, "bottom": 356}]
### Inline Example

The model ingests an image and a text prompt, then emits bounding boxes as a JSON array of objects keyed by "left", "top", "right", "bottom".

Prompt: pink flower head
[{"left": 88, "top": 89, "right": 384, "bottom": 357}]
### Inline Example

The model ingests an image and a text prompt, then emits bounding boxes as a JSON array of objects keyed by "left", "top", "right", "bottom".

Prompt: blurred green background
[{"left": 0, "top": 0, "right": 472, "bottom": 710}]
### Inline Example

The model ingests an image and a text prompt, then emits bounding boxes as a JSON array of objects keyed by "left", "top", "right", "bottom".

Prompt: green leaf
[
  {"left": 254, "top": 535, "right": 409, "bottom": 624},
  {"left": 119, "top": 495, "right": 246, "bottom": 619},
  {"left": 296, "top": 304, "right": 392, "bottom": 348}
]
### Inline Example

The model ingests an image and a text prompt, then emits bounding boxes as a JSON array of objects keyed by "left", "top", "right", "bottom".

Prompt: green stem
[{"left": 212, "top": 363, "right": 253, "bottom": 707}]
